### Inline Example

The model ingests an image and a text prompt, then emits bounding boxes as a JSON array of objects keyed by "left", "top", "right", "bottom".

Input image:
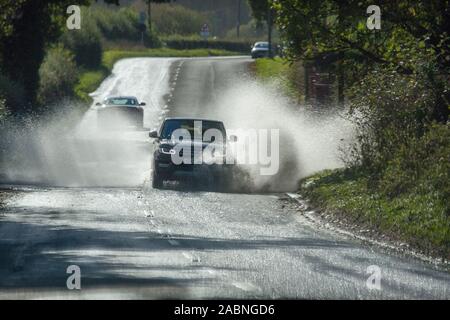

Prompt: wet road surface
[{"left": 0, "top": 57, "right": 448, "bottom": 299}]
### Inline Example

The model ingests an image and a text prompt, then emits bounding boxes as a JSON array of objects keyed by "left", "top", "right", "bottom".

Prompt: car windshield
[
  {"left": 105, "top": 98, "right": 138, "bottom": 106},
  {"left": 160, "top": 119, "right": 226, "bottom": 142},
  {"left": 255, "top": 43, "right": 268, "bottom": 48}
]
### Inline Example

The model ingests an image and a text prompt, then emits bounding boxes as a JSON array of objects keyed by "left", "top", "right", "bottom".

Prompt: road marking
[
  {"left": 182, "top": 252, "right": 192, "bottom": 260},
  {"left": 168, "top": 239, "right": 180, "bottom": 246},
  {"left": 231, "top": 281, "right": 261, "bottom": 293},
  {"left": 181, "top": 252, "right": 200, "bottom": 263},
  {"left": 206, "top": 269, "right": 216, "bottom": 275}
]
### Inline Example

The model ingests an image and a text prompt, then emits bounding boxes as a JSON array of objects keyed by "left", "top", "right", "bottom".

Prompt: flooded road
[{"left": 0, "top": 57, "right": 448, "bottom": 299}]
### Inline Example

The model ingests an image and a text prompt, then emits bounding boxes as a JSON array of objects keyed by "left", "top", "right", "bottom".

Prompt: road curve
[{"left": 0, "top": 57, "right": 448, "bottom": 299}]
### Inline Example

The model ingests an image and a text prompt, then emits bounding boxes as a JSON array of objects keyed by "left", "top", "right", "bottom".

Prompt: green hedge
[{"left": 164, "top": 38, "right": 252, "bottom": 53}]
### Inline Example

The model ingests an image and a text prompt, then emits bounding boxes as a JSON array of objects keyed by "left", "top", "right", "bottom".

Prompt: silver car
[
  {"left": 96, "top": 96, "right": 146, "bottom": 130},
  {"left": 251, "top": 42, "right": 270, "bottom": 59}
]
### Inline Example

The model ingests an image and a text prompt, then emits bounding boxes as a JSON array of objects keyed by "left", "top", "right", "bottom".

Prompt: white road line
[
  {"left": 206, "top": 269, "right": 216, "bottom": 275},
  {"left": 231, "top": 281, "right": 261, "bottom": 293},
  {"left": 182, "top": 252, "right": 192, "bottom": 260},
  {"left": 168, "top": 239, "right": 180, "bottom": 246}
]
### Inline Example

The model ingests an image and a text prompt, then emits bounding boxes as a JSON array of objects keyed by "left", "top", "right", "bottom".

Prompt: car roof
[{"left": 163, "top": 117, "right": 224, "bottom": 124}]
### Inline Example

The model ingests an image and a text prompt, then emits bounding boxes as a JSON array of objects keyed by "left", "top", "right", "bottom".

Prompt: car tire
[{"left": 152, "top": 168, "right": 163, "bottom": 189}]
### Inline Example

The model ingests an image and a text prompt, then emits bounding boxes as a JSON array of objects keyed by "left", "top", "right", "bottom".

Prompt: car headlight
[{"left": 159, "top": 147, "right": 176, "bottom": 155}]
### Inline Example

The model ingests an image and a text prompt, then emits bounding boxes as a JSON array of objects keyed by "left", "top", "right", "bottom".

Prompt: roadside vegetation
[
  {"left": 249, "top": 0, "right": 449, "bottom": 259},
  {"left": 254, "top": 58, "right": 304, "bottom": 102},
  {"left": 0, "top": 1, "right": 257, "bottom": 124}
]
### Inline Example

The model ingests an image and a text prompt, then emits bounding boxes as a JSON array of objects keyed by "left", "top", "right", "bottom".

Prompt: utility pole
[
  {"left": 147, "top": 0, "right": 152, "bottom": 32},
  {"left": 268, "top": 6, "right": 273, "bottom": 58},
  {"left": 237, "top": 0, "right": 241, "bottom": 38}
]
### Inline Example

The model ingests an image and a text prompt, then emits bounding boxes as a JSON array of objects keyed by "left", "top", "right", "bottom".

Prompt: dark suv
[{"left": 149, "top": 118, "right": 237, "bottom": 189}]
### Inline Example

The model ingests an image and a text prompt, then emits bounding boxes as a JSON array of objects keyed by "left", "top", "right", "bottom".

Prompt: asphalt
[{"left": 0, "top": 56, "right": 448, "bottom": 299}]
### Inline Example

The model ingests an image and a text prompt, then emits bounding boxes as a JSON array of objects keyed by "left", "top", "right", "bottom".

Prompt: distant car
[
  {"left": 96, "top": 96, "right": 146, "bottom": 130},
  {"left": 149, "top": 117, "right": 237, "bottom": 189},
  {"left": 251, "top": 42, "right": 270, "bottom": 59}
]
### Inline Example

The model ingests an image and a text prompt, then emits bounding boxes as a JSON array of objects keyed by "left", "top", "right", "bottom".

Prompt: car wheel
[{"left": 152, "top": 168, "right": 163, "bottom": 189}]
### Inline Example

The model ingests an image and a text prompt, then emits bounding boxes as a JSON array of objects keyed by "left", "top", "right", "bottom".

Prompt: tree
[
  {"left": 0, "top": 0, "right": 119, "bottom": 113},
  {"left": 247, "top": 0, "right": 276, "bottom": 57},
  {"left": 145, "top": 0, "right": 175, "bottom": 32},
  {"left": 247, "top": 0, "right": 270, "bottom": 22},
  {"left": 249, "top": 0, "right": 449, "bottom": 117},
  {"left": 271, "top": 0, "right": 449, "bottom": 72}
]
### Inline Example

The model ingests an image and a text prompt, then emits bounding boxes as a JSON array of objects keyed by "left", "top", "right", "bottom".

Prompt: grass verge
[
  {"left": 300, "top": 169, "right": 450, "bottom": 260},
  {"left": 75, "top": 48, "right": 243, "bottom": 103},
  {"left": 253, "top": 57, "right": 304, "bottom": 102}
]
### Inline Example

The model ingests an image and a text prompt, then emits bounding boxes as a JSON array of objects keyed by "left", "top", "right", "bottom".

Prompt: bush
[
  {"left": 346, "top": 58, "right": 449, "bottom": 208},
  {"left": 152, "top": 4, "right": 210, "bottom": 36},
  {"left": 163, "top": 37, "right": 251, "bottom": 53},
  {"left": 380, "top": 123, "right": 450, "bottom": 201},
  {"left": 225, "top": 19, "right": 278, "bottom": 42},
  {"left": 61, "top": 17, "right": 103, "bottom": 69},
  {"left": 90, "top": 6, "right": 142, "bottom": 42},
  {"left": 37, "top": 46, "right": 78, "bottom": 106},
  {"left": 0, "top": 74, "right": 26, "bottom": 114}
]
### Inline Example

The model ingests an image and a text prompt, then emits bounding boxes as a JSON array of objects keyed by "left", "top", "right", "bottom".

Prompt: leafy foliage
[
  {"left": 0, "top": 0, "right": 119, "bottom": 110},
  {"left": 61, "top": 16, "right": 103, "bottom": 69},
  {"left": 151, "top": 3, "right": 210, "bottom": 36},
  {"left": 37, "top": 46, "right": 78, "bottom": 107},
  {"left": 247, "top": 0, "right": 450, "bottom": 254},
  {"left": 89, "top": 6, "right": 144, "bottom": 41},
  {"left": 0, "top": 74, "right": 26, "bottom": 114},
  {"left": 271, "top": 0, "right": 449, "bottom": 70}
]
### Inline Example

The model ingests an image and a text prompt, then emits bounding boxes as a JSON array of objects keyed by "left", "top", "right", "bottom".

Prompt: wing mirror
[
  {"left": 95, "top": 102, "right": 101, "bottom": 106},
  {"left": 149, "top": 130, "right": 159, "bottom": 139},
  {"left": 139, "top": 102, "right": 146, "bottom": 106},
  {"left": 229, "top": 135, "right": 238, "bottom": 142}
]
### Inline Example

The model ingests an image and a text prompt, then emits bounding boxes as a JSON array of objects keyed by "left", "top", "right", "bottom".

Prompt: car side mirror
[
  {"left": 229, "top": 135, "right": 238, "bottom": 142},
  {"left": 95, "top": 102, "right": 101, "bottom": 106},
  {"left": 139, "top": 102, "right": 146, "bottom": 106},
  {"left": 149, "top": 130, "right": 159, "bottom": 139}
]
